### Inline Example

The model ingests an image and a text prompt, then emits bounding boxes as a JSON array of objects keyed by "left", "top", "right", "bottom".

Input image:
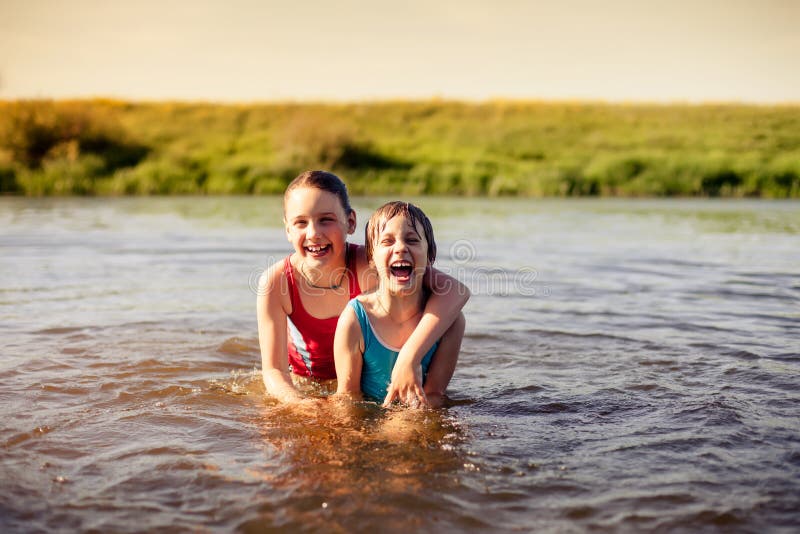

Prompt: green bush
[
  {"left": 1, "top": 99, "right": 798, "bottom": 197},
  {"left": 0, "top": 161, "right": 19, "bottom": 193},
  {"left": 15, "top": 154, "right": 105, "bottom": 195},
  {"left": 0, "top": 100, "right": 148, "bottom": 172}
]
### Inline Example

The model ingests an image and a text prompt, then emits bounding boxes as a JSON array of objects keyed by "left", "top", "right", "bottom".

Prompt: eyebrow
[
  {"left": 291, "top": 212, "right": 338, "bottom": 221},
  {"left": 379, "top": 227, "right": 422, "bottom": 238}
]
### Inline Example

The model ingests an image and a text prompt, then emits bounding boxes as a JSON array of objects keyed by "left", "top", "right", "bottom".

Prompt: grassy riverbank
[{"left": 1, "top": 99, "right": 798, "bottom": 197}]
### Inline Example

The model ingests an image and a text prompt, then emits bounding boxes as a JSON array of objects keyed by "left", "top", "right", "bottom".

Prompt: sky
[{"left": 0, "top": 0, "right": 798, "bottom": 103}]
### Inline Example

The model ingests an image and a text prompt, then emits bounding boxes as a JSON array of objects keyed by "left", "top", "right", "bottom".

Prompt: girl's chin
[{"left": 383, "top": 277, "right": 421, "bottom": 294}]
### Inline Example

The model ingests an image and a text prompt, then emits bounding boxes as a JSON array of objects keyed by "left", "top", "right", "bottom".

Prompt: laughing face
[
  {"left": 284, "top": 187, "right": 356, "bottom": 269},
  {"left": 372, "top": 214, "right": 429, "bottom": 294}
]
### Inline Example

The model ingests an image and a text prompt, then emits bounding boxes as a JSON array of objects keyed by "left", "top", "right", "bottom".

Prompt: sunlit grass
[{"left": 1, "top": 99, "right": 798, "bottom": 197}]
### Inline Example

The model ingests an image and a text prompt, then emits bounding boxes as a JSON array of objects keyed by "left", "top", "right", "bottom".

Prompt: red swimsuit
[{"left": 284, "top": 243, "right": 362, "bottom": 379}]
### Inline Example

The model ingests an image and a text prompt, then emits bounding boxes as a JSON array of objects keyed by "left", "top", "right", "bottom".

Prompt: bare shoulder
[
  {"left": 258, "top": 257, "right": 286, "bottom": 292},
  {"left": 340, "top": 292, "right": 365, "bottom": 315},
  {"left": 354, "top": 291, "right": 375, "bottom": 306},
  {"left": 336, "top": 298, "right": 366, "bottom": 351},
  {"left": 257, "top": 257, "right": 291, "bottom": 314},
  {"left": 353, "top": 292, "right": 384, "bottom": 325}
]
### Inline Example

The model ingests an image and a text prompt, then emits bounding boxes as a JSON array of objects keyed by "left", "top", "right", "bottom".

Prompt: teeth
[
  {"left": 306, "top": 245, "right": 328, "bottom": 253},
  {"left": 391, "top": 261, "right": 412, "bottom": 267}
]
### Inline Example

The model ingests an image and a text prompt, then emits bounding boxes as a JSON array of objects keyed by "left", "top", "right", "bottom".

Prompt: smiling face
[
  {"left": 284, "top": 186, "right": 356, "bottom": 268},
  {"left": 372, "top": 214, "right": 430, "bottom": 294}
]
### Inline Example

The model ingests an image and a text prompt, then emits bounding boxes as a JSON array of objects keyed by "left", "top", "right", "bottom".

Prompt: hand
[
  {"left": 382, "top": 360, "right": 428, "bottom": 408},
  {"left": 262, "top": 368, "right": 304, "bottom": 403}
]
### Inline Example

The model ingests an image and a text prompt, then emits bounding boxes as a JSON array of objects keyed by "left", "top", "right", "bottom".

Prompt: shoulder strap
[
  {"left": 283, "top": 256, "right": 297, "bottom": 313},
  {"left": 347, "top": 298, "right": 369, "bottom": 345},
  {"left": 345, "top": 243, "right": 362, "bottom": 298}
]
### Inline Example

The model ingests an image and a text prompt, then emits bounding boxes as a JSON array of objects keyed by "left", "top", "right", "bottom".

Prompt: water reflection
[
  {"left": 233, "top": 376, "right": 467, "bottom": 531},
  {"left": 2, "top": 197, "right": 799, "bottom": 532}
]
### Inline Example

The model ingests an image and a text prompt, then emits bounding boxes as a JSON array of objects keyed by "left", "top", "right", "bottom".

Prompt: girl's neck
[
  {"left": 295, "top": 249, "right": 348, "bottom": 289},
  {"left": 374, "top": 288, "right": 425, "bottom": 325}
]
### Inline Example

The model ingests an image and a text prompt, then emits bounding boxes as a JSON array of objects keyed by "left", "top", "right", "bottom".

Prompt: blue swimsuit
[{"left": 347, "top": 298, "right": 439, "bottom": 402}]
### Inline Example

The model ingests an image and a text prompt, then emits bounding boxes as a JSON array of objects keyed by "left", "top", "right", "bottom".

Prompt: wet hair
[
  {"left": 284, "top": 170, "right": 353, "bottom": 215},
  {"left": 365, "top": 201, "right": 436, "bottom": 265}
]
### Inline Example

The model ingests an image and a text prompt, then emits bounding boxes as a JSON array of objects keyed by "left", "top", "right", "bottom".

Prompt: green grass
[{"left": 1, "top": 99, "right": 798, "bottom": 197}]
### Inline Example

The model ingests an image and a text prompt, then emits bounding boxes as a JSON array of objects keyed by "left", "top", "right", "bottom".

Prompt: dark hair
[
  {"left": 284, "top": 170, "right": 352, "bottom": 214},
  {"left": 365, "top": 201, "right": 436, "bottom": 265}
]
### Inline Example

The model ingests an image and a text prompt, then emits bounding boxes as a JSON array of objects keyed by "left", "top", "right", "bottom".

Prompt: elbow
[
  {"left": 441, "top": 275, "right": 471, "bottom": 307},
  {"left": 452, "top": 282, "right": 470, "bottom": 309}
]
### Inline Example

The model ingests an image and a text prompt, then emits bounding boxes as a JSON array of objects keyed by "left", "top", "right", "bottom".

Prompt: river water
[{"left": 1, "top": 197, "right": 798, "bottom": 533}]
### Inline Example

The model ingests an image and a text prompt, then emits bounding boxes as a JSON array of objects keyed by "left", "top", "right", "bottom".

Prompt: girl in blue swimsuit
[{"left": 334, "top": 201, "right": 465, "bottom": 407}]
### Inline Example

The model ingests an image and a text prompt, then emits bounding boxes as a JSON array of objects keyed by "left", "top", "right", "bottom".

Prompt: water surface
[{"left": 1, "top": 197, "right": 799, "bottom": 532}]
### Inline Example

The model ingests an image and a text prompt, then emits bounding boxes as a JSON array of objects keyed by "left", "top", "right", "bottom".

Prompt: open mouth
[
  {"left": 305, "top": 244, "right": 331, "bottom": 256},
  {"left": 389, "top": 260, "right": 414, "bottom": 279}
]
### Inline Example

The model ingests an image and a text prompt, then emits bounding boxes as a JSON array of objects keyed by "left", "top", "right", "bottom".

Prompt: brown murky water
[{"left": 1, "top": 197, "right": 799, "bottom": 532}]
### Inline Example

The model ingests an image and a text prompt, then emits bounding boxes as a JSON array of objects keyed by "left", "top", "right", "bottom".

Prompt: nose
[{"left": 306, "top": 220, "right": 320, "bottom": 239}]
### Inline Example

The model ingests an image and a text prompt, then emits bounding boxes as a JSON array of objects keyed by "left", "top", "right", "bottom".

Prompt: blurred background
[{"left": 0, "top": 0, "right": 798, "bottom": 196}]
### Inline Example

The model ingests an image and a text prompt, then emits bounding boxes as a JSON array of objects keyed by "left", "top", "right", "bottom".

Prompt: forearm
[
  {"left": 257, "top": 266, "right": 300, "bottom": 403},
  {"left": 396, "top": 313, "right": 450, "bottom": 365}
]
